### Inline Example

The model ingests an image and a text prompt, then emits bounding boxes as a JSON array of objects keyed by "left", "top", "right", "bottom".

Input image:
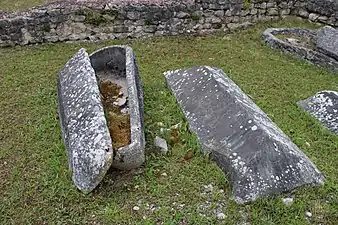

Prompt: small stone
[
  {"left": 133, "top": 206, "right": 140, "bottom": 211},
  {"left": 219, "top": 189, "right": 224, "bottom": 193},
  {"left": 161, "top": 172, "right": 168, "bottom": 177},
  {"left": 204, "top": 184, "right": 213, "bottom": 193},
  {"left": 217, "top": 212, "right": 226, "bottom": 219},
  {"left": 305, "top": 142, "right": 311, "bottom": 147},
  {"left": 306, "top": 211, "right": 312, "bottom": 218},
  {"left": 157, "top": 122, "right": 165, "bottom": 127},
  {"left": 160, "top": 128, "right": 170, "bottom": 133},
  {"left": 134, "top": 185, "right": 139, "bottom": 189},
  {"left": 178, "top": 204, "right": 185, "bottom": 208},
  {"left": 309, "top": 13, "right": 319, "bottom": 21},
  {"left": 282, "top": 197, "right": 294, "bottom": 206},
  {"left": 113, "top": 97, "right": 127, "bottom": 107},
  {"left": 286, "top": 38, "right": 300, "bottom": 45},
  {"left": 154, "top": 136, "right": 168, "bottom": 154},
  {"left": 150, "top": 204, "right": 156, "bottom": 212},
  {"left": 171, "top": 122, "right": 182, "bottom": 129}
]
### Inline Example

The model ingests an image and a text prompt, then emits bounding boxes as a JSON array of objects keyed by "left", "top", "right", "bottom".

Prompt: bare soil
[
  {"left": 276, "top": 34, "right": 316, "bottom": 50},
  {"left": 100, "top": 80, "right": 131, "bottom": 150}
]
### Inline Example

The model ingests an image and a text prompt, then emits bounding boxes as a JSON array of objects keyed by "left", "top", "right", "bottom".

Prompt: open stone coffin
[
  {"left": 57, "top": 45, "right": 145, "bottom": 193},
  {"left": 262, "top": 26, "right": 338, "bottom": 73}
]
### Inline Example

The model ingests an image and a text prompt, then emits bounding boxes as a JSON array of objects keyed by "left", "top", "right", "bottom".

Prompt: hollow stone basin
[
  {"left": 57, "top": 45, "right": 145, "bottom": 193},
  {"left": 262, "top": 27, "right": 338, "bottom": 73}
]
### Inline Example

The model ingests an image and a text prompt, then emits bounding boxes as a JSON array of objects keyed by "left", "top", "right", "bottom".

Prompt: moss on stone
[
  {"left": 76, "top": 8, "right": 109, "bottom": 26},
  {"left": 190, "top": 14, "right": 201, "bottom": 21}
]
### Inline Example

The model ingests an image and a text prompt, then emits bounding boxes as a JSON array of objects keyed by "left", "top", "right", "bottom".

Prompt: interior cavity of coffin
[
  {"left": 89, "top": 46, "right": 145, "bottom": 170},
  {"left": 57, "top": 45, "right": 145, "bottom": 193},
  {"left": 262, "top": 27, "right": 338, "bottom": 73}
]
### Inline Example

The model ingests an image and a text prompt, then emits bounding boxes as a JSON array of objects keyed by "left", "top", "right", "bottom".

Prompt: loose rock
[
  {"left": 282, "top": 197, "right": 294, "bottom": 206},
  {"left": 133, "top": 206, "right": 140, "bottom": 211},
  {"left": 154, "top": 136, "right": 168, "bottom": 154},
  {"left": 217, "top": 212, "right": 226, "bottom": 219}
]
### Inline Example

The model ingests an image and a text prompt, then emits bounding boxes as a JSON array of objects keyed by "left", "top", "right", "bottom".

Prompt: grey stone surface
[
  {"left": 57, "top": 45, "right": 145, "bottom": 192},
  {"left": 297, "top": 91, "right": 338, "bottom": 134},
  {"left": 1, "top": 0, "right": 336, "bottom": 47},
  {"left": 89, "top": 45, "right": 145, "bottom": 170},
  {"left": 154, "top": 136, "right": 168, "bottom": 154},
  {"left": 317, "top": 26, "right": 338, "bottom": 61},
  {"left": 262, "top": 27, "right": 338, "bottom": 73},
  {"left": 164, "top": 66, "right": 325, "bottom": 203},
  {"left": 57, "top": 48, "right": 114, "bottom": 193}
]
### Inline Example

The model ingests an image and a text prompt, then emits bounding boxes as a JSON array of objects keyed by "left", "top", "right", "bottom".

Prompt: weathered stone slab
[
  {"left": 164, "top": 66, "right": 325, "bottom": 203},
  {"left": 57, "top": 48, "right": 113, "bottom": 193},
  {"left": 297, "top": 91, "right": 338, "bottom": 134},
  {"left": 90, "top": 46, "right": 145, "bottom": 170},
  {"left": 57, "top": 45, "right": 145, "bottom": 193},
  {"left": 316, "top": 26, "right": 338, "bottom": 61}
]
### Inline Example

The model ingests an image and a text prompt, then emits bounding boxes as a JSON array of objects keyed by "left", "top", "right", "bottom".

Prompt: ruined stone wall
[
  {"left": 0, "top": 0, "right": 337, "bottom": 47},
  {"left": 294, "top": 0, "right": 338, "bottom": 26}
]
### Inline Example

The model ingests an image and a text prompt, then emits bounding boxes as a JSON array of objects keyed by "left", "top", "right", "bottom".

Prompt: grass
[
  {"left": 0, "top": 18, "right": 338, "bottom": 224},
  {"left": 0, "top": 0, "right": 54, "bottom": 11}
]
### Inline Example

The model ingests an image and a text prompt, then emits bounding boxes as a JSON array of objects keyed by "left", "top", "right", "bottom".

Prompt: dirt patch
[
  {"left": 276, "top": 34, "right": 316, "bottom": 50},
  {"left": 100, "top": 80, "right": 131, "bottom": 150}
]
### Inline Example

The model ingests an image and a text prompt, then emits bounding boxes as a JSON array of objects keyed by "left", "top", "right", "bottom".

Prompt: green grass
[
  {"left": 0, "top": 18, "right": 338, "bottom": 224},
  {"left": 0, "top": 0, "right": 54, "bottom": 11}
]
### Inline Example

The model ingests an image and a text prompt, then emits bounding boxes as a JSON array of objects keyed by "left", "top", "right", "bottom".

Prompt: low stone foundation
[
  {"left": 0, "top": 0, "right": 338, "bottom": 47},
  {"left": 262, "top": 27, "right": 338, "bottom": 72}
]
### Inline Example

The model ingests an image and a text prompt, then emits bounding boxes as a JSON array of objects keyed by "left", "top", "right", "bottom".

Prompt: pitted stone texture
[
  {"left": 57, "top": 48, "right": 113, "bottom": 193},
  {"left": 263, "top": 27, "right": 338, "bottom": 73},
  {"left": 90, "top": 46, "right": 145, "bottom": 170},
  {"left": 317, "top": 26, "right": 338, "bottom": 61},
  {"left": 164, "top": 66, "right": 325, "bottom": 203},
  {"left": 297, "top": 91, "right": 338, "bottom": 134}
]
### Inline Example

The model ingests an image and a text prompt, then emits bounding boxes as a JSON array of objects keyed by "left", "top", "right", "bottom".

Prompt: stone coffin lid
[
  {"left": 57, "top": 48, "right": 113, "bottom": 193},
  {"left": 316, "top": 26, "right": 338, "bottom": 61},
  {"left": 57, "top": 46, "right": 145, "bottom": 193},
  {"left": 164, "top": 66, "right": 325, "bottom": 203},
  {"left": 297, "top": 90, "right": 338, "bottom": 135},
  {"left": 89, "top": 45, "right": 145, "bottom": 171}
]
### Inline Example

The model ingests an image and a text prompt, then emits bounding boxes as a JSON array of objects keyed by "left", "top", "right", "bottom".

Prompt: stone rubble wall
[
  {"left": 0, "top": 0, "right": 337, "bottom": 47},
  {"left": 294, "top": 0, "right": 338, "bottom": 26}
]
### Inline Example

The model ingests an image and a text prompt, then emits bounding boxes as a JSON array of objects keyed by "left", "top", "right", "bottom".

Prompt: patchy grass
[
  {"left": 0, "top": 0, "right": 54, "bottom": 11},
  {"left": 0, "top": 18, "right": 338, "bottom": 224}
]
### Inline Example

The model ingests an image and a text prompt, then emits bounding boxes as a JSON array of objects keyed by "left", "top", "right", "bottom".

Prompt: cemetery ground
[{"left": 0, "top": 17, "right": 338, "bottom": 224}]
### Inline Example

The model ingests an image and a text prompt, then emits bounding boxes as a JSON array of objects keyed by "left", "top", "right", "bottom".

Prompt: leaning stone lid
[{"left": 57, "top": 48, "right": 114, "bottom": 193}]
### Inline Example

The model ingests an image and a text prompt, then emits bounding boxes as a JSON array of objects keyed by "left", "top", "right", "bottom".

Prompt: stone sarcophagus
[
  {"left": 164, "top": 66, "right": 325, "bottom": 203},
  {"left": 262, "top": 26, "right": 338, "bottom": 73},
  {"left": 57, "top": 45, "right": 145, "bottom": 193}
]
